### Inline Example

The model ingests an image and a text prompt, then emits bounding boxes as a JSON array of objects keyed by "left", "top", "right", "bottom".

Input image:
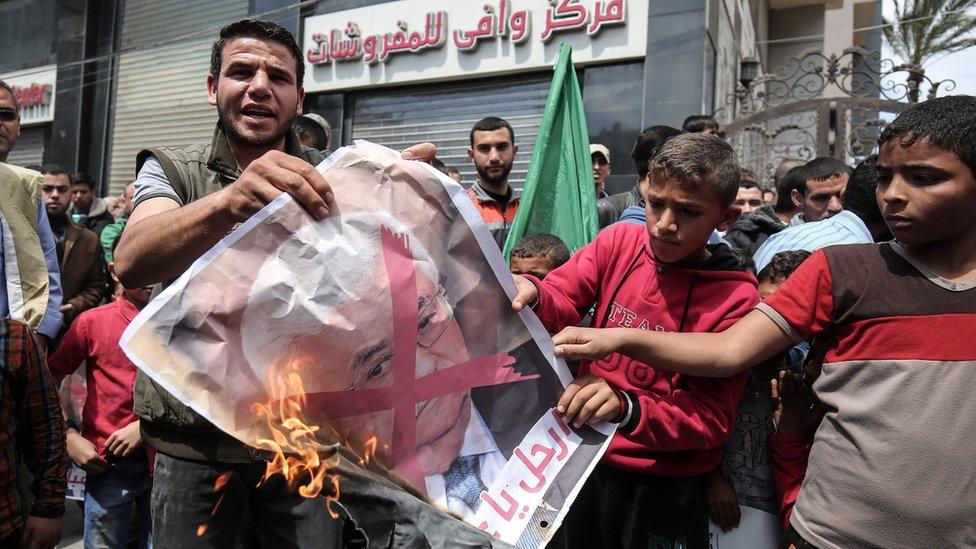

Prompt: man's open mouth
[{"left": 241, "top": 106, "right": 275, "bottom": 119}]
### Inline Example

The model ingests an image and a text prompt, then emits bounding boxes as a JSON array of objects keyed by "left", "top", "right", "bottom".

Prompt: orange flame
[
  {"left": 358, "top": 435, "right": 378, "bottom": 468},
  {"left": 196, "top": 471, "right": 236, "bottom": 536},
  {"left": 214, "top": 471, "right": 234, "bottom": 492},
  {"left": 250, "top": 359, "right": 342, "bottom": 518}
]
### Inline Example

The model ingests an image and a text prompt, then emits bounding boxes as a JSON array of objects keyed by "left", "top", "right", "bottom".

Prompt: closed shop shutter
[
  {"left": 350, "top": 74, "right": 551, "bottom": 191},
  {"left": 6, "top": 126, "right": 46, "bottom": 167},
  {"left": 106, "top": 0, "right": 246, "bottom": 196}
]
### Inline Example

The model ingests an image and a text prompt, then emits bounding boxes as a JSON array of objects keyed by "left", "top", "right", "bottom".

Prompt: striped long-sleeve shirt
[
  {"left": 0, "top": 318, "right": 66, "bottom": 539},
  {"left": 752, "top": 210, "right": 873, "bottom": 273}
]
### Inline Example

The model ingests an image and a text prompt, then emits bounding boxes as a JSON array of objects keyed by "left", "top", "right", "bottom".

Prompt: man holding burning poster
[{"left": 121, "top": 140, "right": 612, "bottom": 548}]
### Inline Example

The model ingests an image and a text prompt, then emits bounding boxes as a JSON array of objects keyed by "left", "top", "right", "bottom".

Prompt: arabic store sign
[
  {"left": 0, "top": 65, "right": 57, "bottom": 126},
  {"left": 302, "top": 0, "right": 647, "bottom": 93}
]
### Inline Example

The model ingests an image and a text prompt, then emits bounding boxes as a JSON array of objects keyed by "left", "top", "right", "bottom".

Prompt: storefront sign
[
  {"left": 0, "top": 65, "right": 57, "bottom": 126},
  {"left": 303, "top": 0, "right": 647, "bottom": 92}
]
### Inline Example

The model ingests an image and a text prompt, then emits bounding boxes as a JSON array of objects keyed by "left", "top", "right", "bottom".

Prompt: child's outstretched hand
[
  {"left": 557, "top": 374, "right": 622, "bottom": 428},
  {"left": 511, "top": 275, "right": 539, "bottom": 312},
  {"left": 553, "top": 326, "right": 625, "bottom": 361}
]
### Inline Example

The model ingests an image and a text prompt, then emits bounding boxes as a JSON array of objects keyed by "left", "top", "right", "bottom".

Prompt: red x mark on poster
[{"left": 301, "top": 227, "right": 539, "bottom": 491}]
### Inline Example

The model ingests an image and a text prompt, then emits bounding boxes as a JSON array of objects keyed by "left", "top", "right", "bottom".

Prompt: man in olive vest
[{"left": 116, "top": 18, "right": 500, "bottom": 549}]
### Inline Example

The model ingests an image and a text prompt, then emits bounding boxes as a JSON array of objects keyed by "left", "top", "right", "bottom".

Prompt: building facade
[
  {"left": 0, "top": 0, "right": 120, "bottom": 177},
  {"left": 2, "top": 0, "right": 881, "bottom": 196}
]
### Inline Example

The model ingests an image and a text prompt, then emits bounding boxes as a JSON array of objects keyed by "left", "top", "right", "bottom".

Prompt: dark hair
[
  {"left": 428, "top": 157, "right": 450, "bottom": 175},
  {"left": 631, "top": 125, "right": 682, "bottom": 178},
  {"left": 729, "top": 245, "right": 756, "bottom": 275},
  {"left": 774, "top": 158, "right": 805, "bottom": 185},
  {"left": 774, "top": 165, "right": 805, "bottom": 213},
  {"left": 446, "top": 166, "right": 460, "bottom": 176},
  {"left": 843, "top": 155, "right": 884, "bottom": 225},
  {"left": 0, "top": 79, "right": 18, "bottom": 110},
  {"left": 290, "top": 116, "right": 328, "bottom": 150},
  {"left": 469, "top": 116, "right": 514, "bottom": 146},
  {"left": 739, "top": 179, "right": 760, "bottom": 190},
  {"left": 211, "top": 19, "right": 304, "bottom": 88},
  {"left": 758, "top": 250, "right": 813, "bottom": 282},
  {"left": 38, "top": 164, "right": 72, "bottom": 183},
  {"left": 878, "top": 95, "right": 976, "bottom": 176},
  {"left": 648, "top": 133, "right": 741, "bottom": 206},
  {"left": 682, "top": 115, "right": 720, "bottom": 133},
  {"left": 511, "top": 233, "right": 570, "bottom": 268},
  {"left": 796, "top": 157, "right": 852, "bottom": 195},
  {"left": 71, "top": 171, "right": 96, "bottom": 190}
]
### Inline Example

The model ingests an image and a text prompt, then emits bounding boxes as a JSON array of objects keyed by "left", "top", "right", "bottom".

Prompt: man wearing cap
[
  {"left": 590, "top": 144, "right": 612, "bottom": 198},
  {"left": 291, "top": 113, "right": 331, "bottom": 151}
]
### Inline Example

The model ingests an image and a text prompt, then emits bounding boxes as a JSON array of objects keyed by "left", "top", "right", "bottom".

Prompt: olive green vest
[
  {"left": 133, "top": 124, "right": 327, "bottom": 462},
  {"left": 0, "top": 163, "right": 49, "bottom": 332}
]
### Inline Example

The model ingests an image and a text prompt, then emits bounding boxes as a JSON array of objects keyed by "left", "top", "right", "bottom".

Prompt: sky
[{"left": 880, "top": 2, "right": 976, "bottom": 96}]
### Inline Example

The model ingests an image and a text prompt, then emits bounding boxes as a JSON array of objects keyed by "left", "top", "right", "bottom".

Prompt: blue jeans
[{"left": 84, "top": 453, "right": 153, "bottom": 549}]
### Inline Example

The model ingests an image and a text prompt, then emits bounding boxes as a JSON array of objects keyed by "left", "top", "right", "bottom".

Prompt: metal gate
[{"left": 715, "top": 47, "right": 956, "bottom": 182}]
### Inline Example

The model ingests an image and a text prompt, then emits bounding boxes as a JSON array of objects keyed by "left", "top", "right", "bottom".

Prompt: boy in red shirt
[
  {"left": 49, "top": 244, "right": 155, "bottom": 549},
  {"left": 512, "top": 132, "right": 757, "bottom": 548},
  {"left": 551, "top": 96, "right": 976, "bottom": 549}
]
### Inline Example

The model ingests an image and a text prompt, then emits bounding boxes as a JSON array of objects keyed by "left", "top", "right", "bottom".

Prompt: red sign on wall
[{"left": 13, "top": 84, "right": 53, "bottom": 108}]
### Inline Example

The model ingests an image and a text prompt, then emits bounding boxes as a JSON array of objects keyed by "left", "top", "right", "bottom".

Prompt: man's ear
[
  {"left": 108, "top": 262, "right": 121, "bottom": 285},
  {"left": 207, "top": 74, "right": 218, "bottom": 107},
  {"left": 716, "top": 205, "right": 742, "bottom": 232},
  {"left": 791, "top": 188, "right": 804, "bottom": 209},
  {"left": 512, "top": 144, "right": 519, "bottom": 156},
  {"left": 467, "top": 147, "right": 475, "bottom": 161},
  {"left": 295, "top": 87, "right": 305, "bottom": 116}
]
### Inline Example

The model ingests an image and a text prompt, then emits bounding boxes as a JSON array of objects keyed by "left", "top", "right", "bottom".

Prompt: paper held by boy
[{"left": 120, "top": 141, "right": 615, "bottom": 548}]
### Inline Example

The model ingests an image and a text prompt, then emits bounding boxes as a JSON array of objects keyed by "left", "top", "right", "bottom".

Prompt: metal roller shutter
[
  {"left": 350, "top": 75, "right": 552, "bottom": 191},
  {"left": 6, "top": 126, "right": 45, "bottom": 167},
  {"left": 106, "top": 0, "right": 246, "bottom": 196}
]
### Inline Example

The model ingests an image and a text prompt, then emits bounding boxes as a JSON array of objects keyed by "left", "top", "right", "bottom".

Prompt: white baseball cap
[{"left": 590, "top": 143, "right": 610, "bottom": 163}]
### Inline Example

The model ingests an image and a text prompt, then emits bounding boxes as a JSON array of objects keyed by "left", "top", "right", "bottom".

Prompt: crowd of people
[{"left": 1, "top": 15, "right": 974, "bottom": 549}]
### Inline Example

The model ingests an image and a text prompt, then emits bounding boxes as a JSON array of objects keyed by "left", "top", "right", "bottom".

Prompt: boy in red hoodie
[{"left": 512, "top": 132, "right": 758, "bottom": 549}]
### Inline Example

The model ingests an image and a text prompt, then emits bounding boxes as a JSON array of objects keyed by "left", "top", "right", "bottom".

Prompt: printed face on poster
[{"left": 121, "top": 141, "right": 613, "bottom": 547}]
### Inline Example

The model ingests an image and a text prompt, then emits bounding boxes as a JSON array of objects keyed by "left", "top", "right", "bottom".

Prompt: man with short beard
[
  {"left": 115, "top": 18, "right": 494, "bottom": 549},
  {"left": 39, "top": 164, "right": 106, "bottom": 325},
  {"left": 465, "top": 117, "right": 520, "bottom": 249}
]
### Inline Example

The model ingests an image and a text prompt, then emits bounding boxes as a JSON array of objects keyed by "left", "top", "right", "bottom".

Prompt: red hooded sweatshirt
[{"left": 528, "top": 223, "right": 758, "bottom": 476}]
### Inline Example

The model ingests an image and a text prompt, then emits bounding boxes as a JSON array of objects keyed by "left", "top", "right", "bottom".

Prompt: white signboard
[
  {"left": 302, "top": 0, "right": 648, "bottom": 92},
  {"left": 0, "top": 65, "right": 57, "bottom": 126}
]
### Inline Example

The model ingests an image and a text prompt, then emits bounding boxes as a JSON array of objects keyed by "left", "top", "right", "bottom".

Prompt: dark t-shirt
[{"left": 483, "top": 187, "right": 511, "bottom": 215}]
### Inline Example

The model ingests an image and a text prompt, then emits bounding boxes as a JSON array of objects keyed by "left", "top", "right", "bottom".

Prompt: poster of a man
[{"left": 121, "top": 141, "right": 612, "bottom": 547}]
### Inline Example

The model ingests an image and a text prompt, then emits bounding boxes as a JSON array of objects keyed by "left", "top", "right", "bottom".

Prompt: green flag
[{"left": 502, "top": 43, "right": 599, "bottom": 260}]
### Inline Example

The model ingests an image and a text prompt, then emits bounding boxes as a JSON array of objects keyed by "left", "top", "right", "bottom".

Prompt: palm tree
[{"left": 883, "top": 0, "right": 976, "bottom": 101}]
